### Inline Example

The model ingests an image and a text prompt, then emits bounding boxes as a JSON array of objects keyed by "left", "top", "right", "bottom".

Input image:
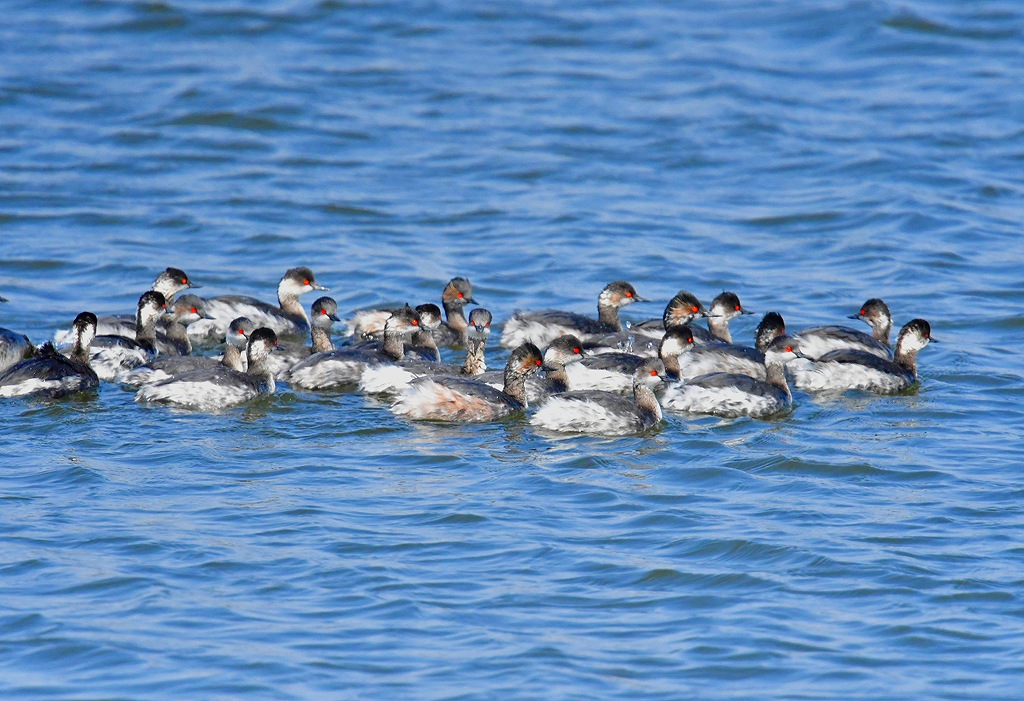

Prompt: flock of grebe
[{"left": 0, "top": 267, "right": 937, "bottom": 434}]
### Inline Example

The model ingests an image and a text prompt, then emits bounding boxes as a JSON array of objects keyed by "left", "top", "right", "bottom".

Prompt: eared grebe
[
  {"left": 529, "top": 358, "right": 667, "bottom": 435},
  {"left": 675, "top": 311, "right": 786, "bottom": 381},
  {"left": 787, "top": 318, "right": 936, "bottom": 393},
  {"left": 406, "top": 303, "right": 443, "bottom": 361},
  {"left": 480, "top": 333, "right": 586, "bottom": 403},
  {"left": 0, "top": 312, "right": 98, "bottom": 398},
  {"left": 561, "top": 325, "right": 692, "bottom": 393},
  {"left": 90, "top": 291, "right": 167, "bottom": 381},
  {"left": 661, "top": 336, "right": 801, "bottom": 419},
  {"left": 265, "top": 296, "right": 341, "bottom": 379},
  {"left": 500, "top": 281, "right": 649, "bottom": 350},
  {"left": 1, "top": 297, "right": 34, "bottom": 373},
  {"left": 282, "top": 305, "right": 420, "bottom": 390},
  {"left": 431, "top": 277, "right": 478, "bottom": 348},
  {"left": 703, "top": 291, "right": 754, "bottom": 344},
  {"left": 136, "top": 327, "right": 279, "bottom": 410},
  {"left": 54, "top": 267, "right": 198, "bottom": 342},
  {"left": 218, "top": 316, "right": 257, "bottom": 371},
  {"left": 391, "top": 342, "right": 543, "bottom": 422},
  {"left": 791, "top": 298, "right": 892, "bottom": 360},
  {"left": 359, "top": 307, "right": 491, "bottom": 394},
  {"left": 348, "top": 277, "right": 476, "bottom": 349},
  {"left": 124, "top": 317, "right": 256, "bottom": 386},
  {"left": 536, "top": 335, "right": 586, "bottom": 395},
  {"left": 154, "top": 294, "right": 213, "bottom": 356},
  {"left": 188, "top": 267, "right": 327, "bottom": 344},
  {"left": 586, "top": 289, "right": 709, "bottom": 354}
]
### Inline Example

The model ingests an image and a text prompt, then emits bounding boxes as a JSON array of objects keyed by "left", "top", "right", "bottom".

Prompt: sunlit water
[{"left": 2, "top": 1, "right": 1024, "bottom": 698}]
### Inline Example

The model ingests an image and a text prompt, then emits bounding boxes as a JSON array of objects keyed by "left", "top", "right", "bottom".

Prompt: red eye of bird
[
  {"left": 536, "top": 359, "right": 542, "bottom": 366},
  {"left": 190, "top": 307, "right": 197, "bottom": 314},
  {"left": 650, "top": 369, "right": 658, "bottom": 376},
  {"left": 625, "top": 291, "right": 633, "bottom": 298},
  {"left": 457, "top": 292, "right": 464, "bottom": 298},
  {"left": 303, "top": 279, "right": 310, "bottom": 285},
  {"left": 573, "top": 347, "right": 580, "bottom": 354},
  {"left": 691, "top": 305, "right": 699, "bottom": 313},
  {"left": 411, "top": 319, "right": 419, "bottom": 326},
  {"left": 785, "top": 346, "right": 793, "bottom": 352},
  {"left": 181, "top": 278, "right": 187, "bottom": 284},
  {"left": 859, "top": 309, "right": 866, "bottom": 315},
  {"left": 735, "top": 304, "right": 741, "bottom": 311},
  {"left": 321, "top": 309, "right": 327, "bottom": 315}
]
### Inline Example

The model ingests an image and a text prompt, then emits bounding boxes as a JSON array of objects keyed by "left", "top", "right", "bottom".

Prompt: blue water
[{"left": 3, "top": 0, "right": 1024, "bottom": 698}]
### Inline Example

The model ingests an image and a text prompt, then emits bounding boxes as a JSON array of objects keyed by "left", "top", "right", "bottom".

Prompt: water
[{"left": 2, "top": 0, "right": 1024, "bottom": 697}]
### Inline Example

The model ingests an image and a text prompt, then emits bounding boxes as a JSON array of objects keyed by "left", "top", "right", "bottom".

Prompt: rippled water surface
[{"left": 3, "top": 1, "right": 1024, "bottom": 698}]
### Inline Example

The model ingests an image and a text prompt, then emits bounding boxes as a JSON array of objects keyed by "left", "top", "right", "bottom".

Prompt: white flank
[
  {"left": 530, "top": 397, "right": 635, "bottom": 435},
  {"left": 360, "top": 364, "right": 417, "bottom": 394},
  {"left": 285, "top": 356, "right": 363, "bottom": 390},
  {"left": 0, "top": 377, "right": 80, "bottom": 398},
  {"left": 565, "top": 363, "right": 632, "bottom": 392},
  {"left": 661, "top": 383, "right": 778, "bottom": 418},
  {"left": 789, "top": 361, "right": 906, "bottom": 393},
  {"left": 136, "top": 380, "right": 254, "bottom": 411}
]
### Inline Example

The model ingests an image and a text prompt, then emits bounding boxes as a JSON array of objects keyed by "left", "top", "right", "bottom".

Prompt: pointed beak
[
  {"left": 200, "top": 311, "right": 215, "bottom": 320},
  {"left": 927, "top": 337, "right": 940, "bottom": 343},
  {"left": 313, "top": 283, "right": 329, "bottom": 291},
  {"left": 846, "top": 313, "right": 862, "bottom": 320},
  {"left": 740, "top": 308, "right": 754, "bottom": 315},
  {"left": 328, "top": 313, "right": 342, "bottom": 322},
  {"left": 632, "top": 295, "right": 650, "bottom": 303},
  {"left": 187, "top": 282, "right": 202, "bottom": 289}
]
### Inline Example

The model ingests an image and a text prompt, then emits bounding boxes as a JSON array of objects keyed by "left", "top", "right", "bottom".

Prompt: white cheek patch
[{"left": 598, "top": 288, "right": 620, "bottom": 308}]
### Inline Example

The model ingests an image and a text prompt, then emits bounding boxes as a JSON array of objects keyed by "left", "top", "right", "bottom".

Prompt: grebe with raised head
[
  {"left": 661, "top": 336, "right": 802, "bottom": 419},
  {"left": 791, "top": 298, "right": 893, "bottom": 360},
  {"left": 787, "top": 318, "right": 936, "bottom": 394},
  {"left": 501, "top": 281, "right": 649, "bottom": 350},
  {"left": 188, "top": 267, "right": 327, "bottom": 344},
  {"left": 135, "top": 328, "right": 279, "bottom": 410},
  {"left": 529, "top": 358, "right": 667, "bottom": 435},
  {"left": 0, "top": 312, "right": 98, "bottom": 398},
  {"left": 675, "top": 311, "right": 786, "bottom": 381},
  {"left": 124, "top": 317, "right": 256, "bottom": 386},
  {"left": 282, "top": 305, "right": 421, "bottom": 390},
  {"left": 265, "top": 297, "right": 341, "bottom": 378},
  {"left": 89, "top": 291, "right": 167, "bottom": 381},
  {"left": 359, "top": 307, "right": 491, "bottom": 394}
]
